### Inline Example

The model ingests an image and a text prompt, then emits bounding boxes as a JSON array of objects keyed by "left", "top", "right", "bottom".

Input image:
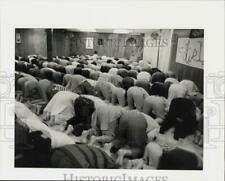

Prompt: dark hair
[
  {"left": 74, "top": 96, "right": 95, "bottom": 124},
  {"left": 127, "top": 70, "right": 137, "bottom": 79},
  {"left": 121, "top": 77, "right": 135, "bottom": 91},
  {"left": 77, "top": 63, "right": 85, "bottom": 68},
  {"left": 57, "top": 67, "right": 66, "bottom": 74},
  {"left": 149, "top": 68, "right": 161, "bottom": 75},
  {"left": 117, "top": 61, "right": 125, "bottom": 65},
  {"left": 94, "top": 51, "right": 98, "bottom": 54},
  {"left": 91, "top": 61, "right": 97, "bottom": 65},
  {"left": 151, "top": 72, "right": 166, "bottom": 83},
  {"left": 81, "top": 70, "right": 90, "bottom": 78},
  {"left": 160, "top": 98, "right": 198, "bottom": 140},
  {"left": 122, "top": 65, "right": 132, "bottom": 71},
  {"left": 107, "top": 59, "right": 112, "bottom": 64},
  {"left": 66, "top": 96, "right": 95, "bottom": 135},
  {"left": 73, "top": 67, "right": 82, "bottom": 75},
  {"left": 117, "top": 69, "right": 129, "bottom": 78},
  {"left": 149, "top": 82, "right": 166, "bottom": 97},
  {"left": 31, "top": 58, "right": 39, "bottom": 66},
  {"left": 110, "top": 143, "right": 121, "bottom": 154},
  {"left": 100, "top": 65, "right": 110, "bottom": 73},
  {"left": 158, "top": 148, "right": 199, "bottom": 170}
]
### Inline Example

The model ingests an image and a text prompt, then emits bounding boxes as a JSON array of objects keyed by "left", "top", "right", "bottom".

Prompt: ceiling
[{"left": 66, "top": 28, "right": 160, "bottom": 34}]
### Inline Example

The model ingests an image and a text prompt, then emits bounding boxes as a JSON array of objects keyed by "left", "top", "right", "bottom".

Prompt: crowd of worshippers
[{"left": 15, "top": 54, "right": 203, "bottom": 170}]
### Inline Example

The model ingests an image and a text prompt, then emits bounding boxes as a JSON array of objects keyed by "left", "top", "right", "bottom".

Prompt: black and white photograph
[
  {"left": 14, "top": 28, "right": 204, "bottom": 170},
  {"left": 0, "top": 0, "right": 224, "bottom": 181}
]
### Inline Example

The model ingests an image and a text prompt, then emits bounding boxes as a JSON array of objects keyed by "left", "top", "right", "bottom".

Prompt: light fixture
[
  {"left": 113, "top": 29, "right": 130, "bottom": 34},
  {"left": 79, "top": 29, "right": 97, "bottom": 32}
]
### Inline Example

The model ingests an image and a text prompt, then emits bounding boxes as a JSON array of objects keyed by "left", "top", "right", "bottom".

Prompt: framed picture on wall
[
  {"left": 86, "top": 37, "right": 94, "bottom": 49},
  {"left": 189, "top": 29, "right": 204, "bottom": 38},
  {"left": 15, "top": 33, "right": 21, "bottom": 44},
  {"left": 97, "top": 38, "right": 103, "bottom": 46},
  {"left": 176, "top": 37, "right": 204, "bottom": 69}
]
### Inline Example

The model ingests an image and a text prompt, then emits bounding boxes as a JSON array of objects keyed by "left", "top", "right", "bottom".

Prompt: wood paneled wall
[
  {"left": 15, "top": 29, "right": 47, "bottom": 57},
  {"left": 52, "top": 29, "right": 71, "bottom": 57},
  {"left": 15, "top": 29, "right": 144, "bottom": 60}
]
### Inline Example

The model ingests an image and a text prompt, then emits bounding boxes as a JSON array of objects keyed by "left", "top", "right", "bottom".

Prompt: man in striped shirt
[{"left": 51, "top": 144, "right": 118, "bottom": 168}]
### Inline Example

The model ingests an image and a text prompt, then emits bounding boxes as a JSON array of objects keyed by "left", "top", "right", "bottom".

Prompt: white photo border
[{"left": 0, "top": 0, "right": 224, "bottom": 180}]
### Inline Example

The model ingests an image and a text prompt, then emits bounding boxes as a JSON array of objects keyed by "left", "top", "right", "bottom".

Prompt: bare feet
[
  {"left": 64, "top": 125, "right": 74, "bottom": 135},
  {"left": 80, "top": 130, "right": 89, "bottom": 144},
  {"left": 116, "top": 149, "right": 131, "bottom": 166},
  {"left": 89, "top": 136, "right": 101, "bottom": 148}
]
